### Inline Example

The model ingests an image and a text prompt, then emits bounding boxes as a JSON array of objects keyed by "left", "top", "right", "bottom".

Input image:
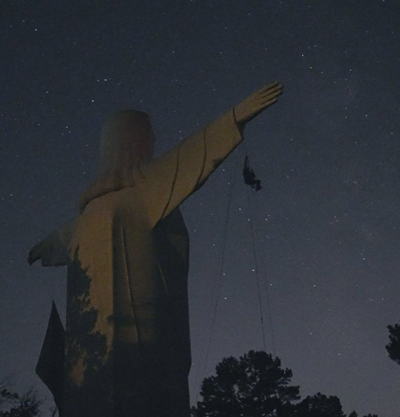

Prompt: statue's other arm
[
  {"left": 28, "top": 218, "right": 78, "bottom": 266},
  {"left": 142, "top": 82, "right": 283, "bottom": 225}
]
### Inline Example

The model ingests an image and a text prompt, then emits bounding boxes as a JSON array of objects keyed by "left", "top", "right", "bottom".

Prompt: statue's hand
[
  {"left": 28, "top": 240, "right": 52, "bottom": 265},
  {"left": 28, "top": 219, "right": 76, "bottom": 266},
  {"left": 234, "top": 81, "right": 283, "bottom": 126}
]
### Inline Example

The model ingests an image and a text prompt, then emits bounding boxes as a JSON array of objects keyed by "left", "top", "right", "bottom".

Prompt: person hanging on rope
[{"left": 243, "top": 155, "right": 261, "bottom": 191}]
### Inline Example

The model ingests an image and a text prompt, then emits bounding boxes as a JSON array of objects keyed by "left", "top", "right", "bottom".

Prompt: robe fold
[{"left": 32, "top": 109, "right": 242, "bottom": 417}]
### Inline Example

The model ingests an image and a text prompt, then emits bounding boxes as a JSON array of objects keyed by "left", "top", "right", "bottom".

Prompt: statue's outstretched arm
[
  {"left": 141, "top": 81, "right": 283, "bottom": 225},
  {"left": 28, "top": 218, "right": 78, "bottom": 266}
]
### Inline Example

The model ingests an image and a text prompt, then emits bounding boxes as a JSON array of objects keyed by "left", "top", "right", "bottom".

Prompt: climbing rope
[
  {"left": 193, "top": 145, "right": 277, "bottom": 402},
  {"left": 244, "top": 170, "right": 276, "bottom": 356},
  {"left": 193, "top": 156, "right": 238, "bottom": 403}
]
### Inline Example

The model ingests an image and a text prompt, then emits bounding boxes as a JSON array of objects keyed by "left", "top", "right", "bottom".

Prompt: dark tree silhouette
[
  {"left": 0, "top": 381, "right": 42, "bottom": 417},
  {"left": 386, "top": 323, "right": 400, "bottom": 366},
  {"left": 191, "top": 350, "right": 300, "bottom": 417},
  {"left": 192, "top": 351, "right": 378, "bottom": 417},
  {"left": 296, "top": 393, "right": 345, "bottom": 417}
]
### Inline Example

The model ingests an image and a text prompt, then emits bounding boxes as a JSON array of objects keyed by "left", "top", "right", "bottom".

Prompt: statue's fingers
[
  {"left": 28, "top": 247, "right": 41, "bottom": 265},
  {"left": 260, "top": 97, "right": 278, "bottom": 109},
  {"left": 257, "top": 82, "right": 282, "bottom": 96},
  {"left": 260, "top": 85, "right": 283, "bottom": 99},
  {"left": 28, "top": 252, "right": 38, "bottom": 265},
  {"left": 248, "top": 99, "right": 276, "bottom": 119},
  {"left": 259, "top": 81, "right": 280, "bottom": 93},
  {"left": 260, "top": 89, "right": 283, "bottom": 103}
]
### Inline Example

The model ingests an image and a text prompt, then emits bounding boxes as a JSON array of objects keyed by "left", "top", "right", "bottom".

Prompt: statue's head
[
  {"left": 99, "top": 110, "right": 154, "bottom": 171},
  {"left": 81, "top": 110, "right": 155, "bottom": 212}
]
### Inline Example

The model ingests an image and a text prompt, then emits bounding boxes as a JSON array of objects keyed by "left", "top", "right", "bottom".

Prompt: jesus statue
[{"left": 29, "top": 81, "right": 283, "bottom": 417}]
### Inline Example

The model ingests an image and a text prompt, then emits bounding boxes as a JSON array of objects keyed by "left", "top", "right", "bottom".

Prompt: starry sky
[{"left": 1, "top": 1, "right": 400, "bottom": 416}]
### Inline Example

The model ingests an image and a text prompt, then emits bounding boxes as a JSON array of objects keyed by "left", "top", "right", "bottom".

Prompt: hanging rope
[
  {"left": 244, "top": 183, "right": 267, "bottom": 351},
  {"left": 242, "top": 136, "right": 276, "bottom": 356},
  {"left": 193, "top": 145, "right": 278, "bottom": 402},
  {"left": 193, "top": 156, "right": 238, "bottom": 404},
  {"left": 244, "top": 171, "right": 277, "bottom": 356}
]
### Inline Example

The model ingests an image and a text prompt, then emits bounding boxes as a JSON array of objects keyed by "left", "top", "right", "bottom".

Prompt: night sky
[{"left": 1, "top": 1, "right": 400, "bottom": 416}]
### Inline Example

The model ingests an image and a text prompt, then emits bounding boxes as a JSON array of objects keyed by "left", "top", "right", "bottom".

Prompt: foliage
[
  {"left": 0, "top": 381, "right": 42, "bottom": 417},
  {"left": 192, "top": 350, "right": 300, "bottom": 417},
  {"left": 192, "top": 351, "right": 378, "bottom": 417},
  {"left": 386, "top": 323, "right": 400, "bottom": 366},
  {"left": 296, "top": 393, "right": 345, "bottom": 417}
]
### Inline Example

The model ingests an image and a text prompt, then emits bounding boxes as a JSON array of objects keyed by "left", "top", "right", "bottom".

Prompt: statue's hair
[{"left": 80, "top": 110, "right": 154, "bottom": 212}]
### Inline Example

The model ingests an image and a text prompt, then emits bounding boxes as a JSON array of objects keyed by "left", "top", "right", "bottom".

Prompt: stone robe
[{"left": 33, "top": 110, "right": 242, "bottom": 417}]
